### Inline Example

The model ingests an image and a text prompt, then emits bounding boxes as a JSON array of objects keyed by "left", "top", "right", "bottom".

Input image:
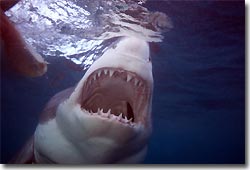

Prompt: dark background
[
  {"left": 144, "top": 1, "right": 245, "bottom": 164},
  {"left": 1, "top": 1, "right": 245, "bottom": 164}
]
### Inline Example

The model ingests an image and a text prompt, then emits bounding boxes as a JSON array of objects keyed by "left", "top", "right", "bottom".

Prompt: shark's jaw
[{"left": 79, "top": 67, "right": 151, "bottom": 127}]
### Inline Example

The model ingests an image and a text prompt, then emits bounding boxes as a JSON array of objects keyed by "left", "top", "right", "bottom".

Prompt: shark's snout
[{"left": 114, "top": 37, "right": 151, "bottom": 62}]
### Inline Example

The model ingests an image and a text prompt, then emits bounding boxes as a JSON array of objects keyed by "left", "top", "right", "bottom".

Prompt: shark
[{"left": 10, "top": 36, "right": 154, "bottom": 164}]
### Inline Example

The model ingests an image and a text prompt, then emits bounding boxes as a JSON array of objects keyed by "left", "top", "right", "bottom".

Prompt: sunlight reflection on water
[{"left": 6, "top": 0, "right": 172, "bottom": 70}]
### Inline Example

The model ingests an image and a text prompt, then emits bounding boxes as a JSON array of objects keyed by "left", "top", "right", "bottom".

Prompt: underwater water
[
  {"left": 1, "top": 0, "right": 245, "bottom": 164},
  {"left": 144, "top": 1, "right": 245, "bottom": 164}
]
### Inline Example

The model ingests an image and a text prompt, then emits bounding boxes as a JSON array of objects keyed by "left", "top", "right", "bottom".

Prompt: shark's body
[{"left": 11, "top": 37, "right": 153, "bottom": 164}]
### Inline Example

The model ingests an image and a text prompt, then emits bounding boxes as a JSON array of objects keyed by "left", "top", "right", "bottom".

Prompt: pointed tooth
[
  {"left": 124, "top": 116, "right": 129, "bottom": 123},
  {"left": 97, "top": 71, "right": 101, "bottom": 77},
  {"left": 97, "top": 108, "right": 101, "bottom": 113},
  {"left": 118, "top": 113, "right": 123, "bottom": 120},
  {"left": 134, "top": 78, "right": 139, "bottom": 86},
  {"left": 128, "top": 118, "right": 133, "bottom": 122},
  {"left": 126, "top": 74, "right": 132, "bottom": 82},
  {"left": 107, "top": 109, "right": 111, "bottom": 117},
  {"left": 109, "top": 70, "right": 114, "bottom": 77},
  {"left": 104, "top": 69, "right": 108, "bottom": 75},
  {"left": 93, "top": 74, "right": 96, "bottom": 80},
  {"left": 100, "top": 108, "right": 104, "bottom": 113}
]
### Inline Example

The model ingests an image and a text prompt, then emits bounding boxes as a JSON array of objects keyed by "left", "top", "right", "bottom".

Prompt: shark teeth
[
  {"left": 126, "top": 74, "right": 132, "bottom": 82},
  {"left": 104, "top": 69, "right": 108, "bottom": 75},
  {"left": 88, "top": 68, "right": 145, "bottom": 88},
  {"left": 82, "top": 68, "right": 148, "bottom": 126},
  {"left": 97, "top": 71, "right": 102, "bottom": 77},
  {"left": 84, "top": 108, "right": 134, "bottom": 126},
  {"left": 109, "top": 70, "right": 114, "bottom": 77},
  {"left": 118, "top": 113, "right": 123, "bottom": 120},
  {"left": 134, "top": 78, "right": 139, "bottom": 86},
  {"left": 89, "top": 68, "right": 144, "bottom": 89}
]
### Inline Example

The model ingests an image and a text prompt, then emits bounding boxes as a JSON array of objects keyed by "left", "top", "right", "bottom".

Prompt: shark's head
[{"left": 46, "top": 37, "right": 153, "bottom": 163}]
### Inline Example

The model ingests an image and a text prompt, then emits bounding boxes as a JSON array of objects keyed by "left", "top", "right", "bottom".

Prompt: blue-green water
[{"left": 1, "top": 1, "right": 245, "bottom": 164}]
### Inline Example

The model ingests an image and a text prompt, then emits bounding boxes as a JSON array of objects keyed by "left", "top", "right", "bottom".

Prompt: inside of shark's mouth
[{"left": 80, "top": 67, "right": 150, "bottom": 125}]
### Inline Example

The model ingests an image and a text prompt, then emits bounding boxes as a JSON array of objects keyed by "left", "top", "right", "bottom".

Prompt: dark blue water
[
  {"left": 1, "top": 1, "right": 245, "bottom": 164},
  {"left": 143, "top": 1, "right": 245, "bottom": 164}
]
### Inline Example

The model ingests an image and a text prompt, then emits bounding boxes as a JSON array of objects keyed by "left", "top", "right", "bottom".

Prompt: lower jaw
[{"left": 81, "top": 108, "right": 136, "bottom": 126}]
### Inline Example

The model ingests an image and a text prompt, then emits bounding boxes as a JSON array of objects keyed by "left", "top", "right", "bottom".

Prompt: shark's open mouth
[{"left": 80, "top": 67, "right": 150, "bottom": 126}]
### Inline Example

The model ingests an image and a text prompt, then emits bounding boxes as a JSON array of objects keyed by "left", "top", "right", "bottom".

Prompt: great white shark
[{"left": 11, "top": 37, "right": 154, "bottom": 164}]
